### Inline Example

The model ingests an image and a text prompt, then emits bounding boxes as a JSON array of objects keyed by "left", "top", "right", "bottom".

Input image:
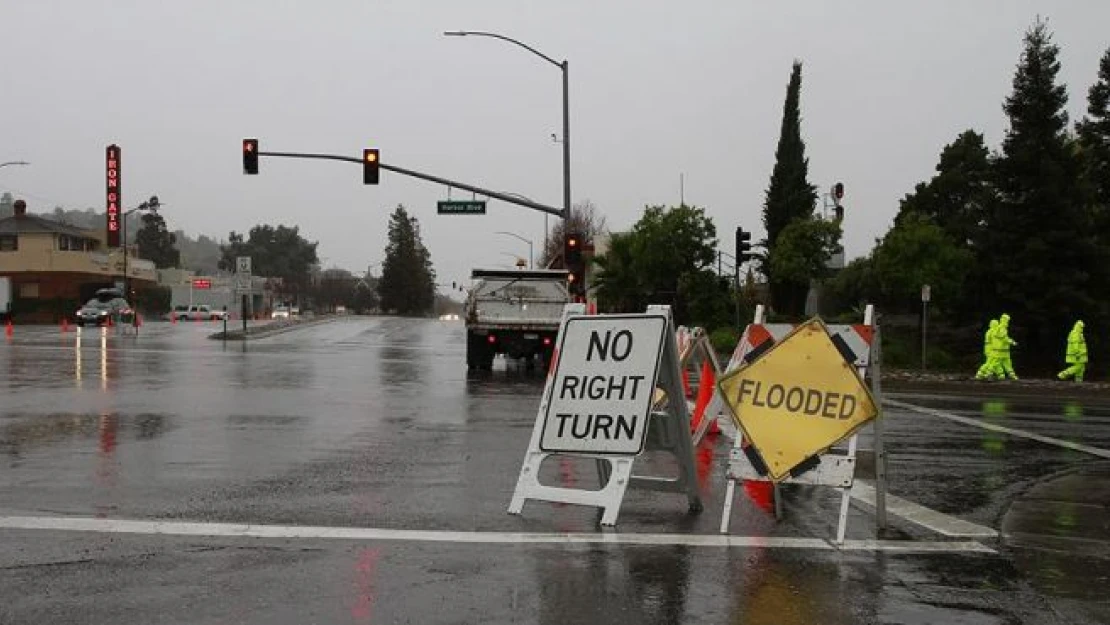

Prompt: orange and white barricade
[{"left": 717, "top": 304, "right": 887, "bottom": 545}]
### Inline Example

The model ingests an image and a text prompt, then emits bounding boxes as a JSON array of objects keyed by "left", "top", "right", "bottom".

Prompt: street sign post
[
  {"left": 717, "top": 317, "right": 878, "bottom": 482},
  {"left": 921, "top": 284, "right": 931, "bottom": 371},
  {"left": 437, "top": 200, "right": 486, "bottom": 215},
  {"left": 235, "top": 256, "right": 252, "bottom": 332}
]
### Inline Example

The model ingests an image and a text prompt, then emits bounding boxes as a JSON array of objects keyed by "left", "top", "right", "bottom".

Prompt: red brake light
[
  {"left": 543, "top": 337, "right": 552, "bottom": 346},
  {"left": 487, "top": 335, "right": 497, "bottom": 344}
]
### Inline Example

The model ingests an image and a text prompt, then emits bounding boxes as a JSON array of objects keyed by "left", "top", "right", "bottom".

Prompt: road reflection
[{"left": 534, "top": 544, "right": 693, "bottom": 624}]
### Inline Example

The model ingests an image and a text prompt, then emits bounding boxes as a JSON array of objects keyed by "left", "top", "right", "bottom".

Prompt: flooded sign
[
  {"left": 718, "top": 317, "right": 878, "bottom": 481},
  {"left": 540, "top": 314, "right": 667, "bottom": 454}
]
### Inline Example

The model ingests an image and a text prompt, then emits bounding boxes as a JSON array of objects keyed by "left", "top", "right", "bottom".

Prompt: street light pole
[
  {"left": 443, "top": 31, "right": 571, "bottom": 222},
  {"left": 495, "top": 231, "right": 533, "bottom": 269},
  {"left": 121, "top": 196, "right": 161, "bottom": 301}
]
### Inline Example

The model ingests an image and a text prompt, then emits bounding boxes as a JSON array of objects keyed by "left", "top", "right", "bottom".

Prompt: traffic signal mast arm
[{"left": 254, "top": 149, "right": 564, "bottom": 218}]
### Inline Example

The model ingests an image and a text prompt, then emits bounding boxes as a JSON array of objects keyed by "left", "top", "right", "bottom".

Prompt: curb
[
  {"left": 884, "top": 376, "right": 1110, "bottom": 400},
  {"left": 208, "top": 316, "right": 339, "bottom": 341}
]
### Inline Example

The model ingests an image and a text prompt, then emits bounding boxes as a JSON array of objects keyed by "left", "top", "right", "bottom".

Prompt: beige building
[{"left": 0, "top": 200, "right": 156, "bottom": 321}]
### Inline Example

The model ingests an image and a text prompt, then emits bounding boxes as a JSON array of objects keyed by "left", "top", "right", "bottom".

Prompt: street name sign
[
  {"left": 540, "top": 314, "right": 667, "bottom": 454},
  {"left": 437, "top": 200, "right": 486, "bottom": 215},
  {"left": 717, "top": 317, "right": 878, "bottom": 481}
]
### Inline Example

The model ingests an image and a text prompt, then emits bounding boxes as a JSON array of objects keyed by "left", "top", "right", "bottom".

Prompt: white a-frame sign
[{"left": 508, "top": 304, "right": 703, "bottom": 526}]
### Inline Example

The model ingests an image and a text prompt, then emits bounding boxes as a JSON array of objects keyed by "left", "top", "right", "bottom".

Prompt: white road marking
[
  {"left": 886, "top": 398, "right": 1110, "bottom": 460},
  {"left": 851, "top": 482, "right": 998, "bottom": 538},
  {"left": 0, "top": 515, "right": 995, "bottom": 554}
]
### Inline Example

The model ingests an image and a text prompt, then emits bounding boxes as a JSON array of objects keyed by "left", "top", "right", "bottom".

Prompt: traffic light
[
  {"left": 564, "top": 232, "right": 585, "bottom": 296},
  {"left": 564, "top": 232, "right": 582, "bottom": 267},
  {"left": 736, "top": 227, "right": 752, "bottom": 262},
  {"left": 833, "top": 182, "right": 844, "bottom": 203},
  {"left": 243, "top": 139, "right": 258, "bottom": 175},
  {"left": 363, "top": 148, "right": 380, "bottom": 185}
]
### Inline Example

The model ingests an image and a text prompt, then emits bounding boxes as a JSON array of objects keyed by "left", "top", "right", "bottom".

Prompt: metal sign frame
[
  {"left": 674, "top": 326, "right": 728, "bottom": 447},
  {"left": 718, "top": 305, "right": 888, "bottom": 544},
  {"left": 508, "top": 304, "right": 702, "bottom": 526}
]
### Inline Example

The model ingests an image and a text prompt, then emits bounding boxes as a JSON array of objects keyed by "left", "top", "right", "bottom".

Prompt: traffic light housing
[
  {"left": 564, "top": 232, "right": 585, "bottom": 297},
  {"left": 833, "top": 182, "right": 844, "bottom": 203},
  {"left": 363, "top": 148, "right": 380, "bottom": 185},
  {"left": 736, "top": 227, "right": 752, "bottom": 262},
  {"left": 243, "top": 139, "right": 258, "bottom": 175}
]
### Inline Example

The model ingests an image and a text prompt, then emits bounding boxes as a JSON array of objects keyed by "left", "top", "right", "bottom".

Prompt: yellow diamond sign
[{"left": 718, "top": 318, "right": 878, "bottom": 481}]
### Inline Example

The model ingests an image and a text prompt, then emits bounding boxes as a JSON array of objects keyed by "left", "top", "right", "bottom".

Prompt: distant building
[{"left": 0, "top": 199, "right": 156, "bottom": 321}]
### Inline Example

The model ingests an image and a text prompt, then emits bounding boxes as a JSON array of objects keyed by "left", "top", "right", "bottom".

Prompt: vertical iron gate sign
[{"left": 105, "top": 144, "right": 122, "bottom": 248}]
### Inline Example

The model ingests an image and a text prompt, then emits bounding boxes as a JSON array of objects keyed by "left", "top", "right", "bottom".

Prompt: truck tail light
[
  {"left": 542, "top": 337, "right": 552, "bottom": 346},
  {"left": 487, "top": 334, "right": 497, "bottom": 344}
]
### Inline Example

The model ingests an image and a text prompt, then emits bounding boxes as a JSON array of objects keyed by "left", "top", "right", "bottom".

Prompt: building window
[
  {"left": 0, "top": 235, "right": 16, "bottom": 251},
  {"left": 18, "top": 283, "right": 39, "bottom": 298},
  {"left": 58, "top": 235, "right": 70, "bottom": 251}
]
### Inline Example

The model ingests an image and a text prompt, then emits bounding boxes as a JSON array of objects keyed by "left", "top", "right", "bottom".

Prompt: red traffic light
[{"left": 243, "top": 138, "right": 259, "bottom": 175}]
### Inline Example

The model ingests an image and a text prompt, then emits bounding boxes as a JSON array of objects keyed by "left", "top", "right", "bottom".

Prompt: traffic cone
[
  {"left": 5, "top": 320, "right": 12, "bottom": 339},
  {"left": 61, "top": 317, "right": 70, "bottom": 333},
  {"left": 171, "top": 313, "right": 177, "bottom": 325},
  {"left": 691, "top": 361, "right": 714, "bottom": 434},
  {"left": 134, "top": 313, "right": 142, "bottom": 328}
]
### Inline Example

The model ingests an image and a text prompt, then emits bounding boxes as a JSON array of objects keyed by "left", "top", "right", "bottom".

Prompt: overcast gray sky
[{"left": 3, "top": 1, "right": 1109, "bottom": 289}]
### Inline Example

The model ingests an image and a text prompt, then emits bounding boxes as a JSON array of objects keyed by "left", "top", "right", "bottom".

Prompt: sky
[{"left": 2, "top": 1, "right": 1109, "bottom": 291}]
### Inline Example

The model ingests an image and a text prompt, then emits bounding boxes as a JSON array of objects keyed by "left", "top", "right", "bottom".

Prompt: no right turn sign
[{"left": 540, "top": 314, "right": 667, "bottom": 455}]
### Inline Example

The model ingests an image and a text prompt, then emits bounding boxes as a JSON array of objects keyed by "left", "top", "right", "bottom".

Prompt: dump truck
[{"left": 464, "top": 269, "right": 571, "bottom": 371}]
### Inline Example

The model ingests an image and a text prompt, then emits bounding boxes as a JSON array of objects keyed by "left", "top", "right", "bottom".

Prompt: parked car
[
  {"left": 172, "top": 304, "right": 228, "bottom": 321},
  {"left": 271, "top": 305, "right": 291, "bottom": 320},
  {"left": 75, "top": 288, "right": 134, "bottom": 327}
]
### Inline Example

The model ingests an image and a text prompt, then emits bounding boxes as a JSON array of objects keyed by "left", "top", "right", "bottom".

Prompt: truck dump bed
[{"left": 466, "top": 269, "right": 570, "bottom": 330}]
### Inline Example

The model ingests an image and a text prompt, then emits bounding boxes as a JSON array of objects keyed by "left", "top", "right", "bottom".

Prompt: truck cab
[{"left": 465, "top": 269, "right": 571, "bottom": 371}]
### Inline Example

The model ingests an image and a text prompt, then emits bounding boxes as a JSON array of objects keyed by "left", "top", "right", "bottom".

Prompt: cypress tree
[{"left": 762, "top": 61, "right": 817, "bottom": 315}]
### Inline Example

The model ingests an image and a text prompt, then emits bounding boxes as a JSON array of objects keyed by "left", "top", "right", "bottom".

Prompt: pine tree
[
  {"left": 378, "top": 205, "right": 436, "bottom": 315},
  {"left": 762, "top": 61, "right": 818, "bottom": 315},
  {"left": 896, "top": 130, "right": 993, "bottom": 247},
  {"left": 977, "top": 19, "right": 1098, "bottom": 362},
  {"left": 1078, "top": 48, "right": 1110, "bottom": 212},
  {"left": 135, "top": 211, "right": 180, "bottom": 269}
]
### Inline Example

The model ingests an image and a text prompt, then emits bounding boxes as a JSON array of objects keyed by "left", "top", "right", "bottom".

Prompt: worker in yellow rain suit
[
  {"left": 995, "top": 313, "right": 1018, "bottom": 380},
  {"left": 1057, "top": 320, "right": 1087, "bottom": 382},
  {"left": 975, "top": 319, "right": 1000, "bottom": 380}
]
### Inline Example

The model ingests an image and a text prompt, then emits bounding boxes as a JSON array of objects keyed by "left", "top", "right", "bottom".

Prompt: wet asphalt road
[{"left": 1, "top": 317, "right": 1108, "bottom": 624}]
